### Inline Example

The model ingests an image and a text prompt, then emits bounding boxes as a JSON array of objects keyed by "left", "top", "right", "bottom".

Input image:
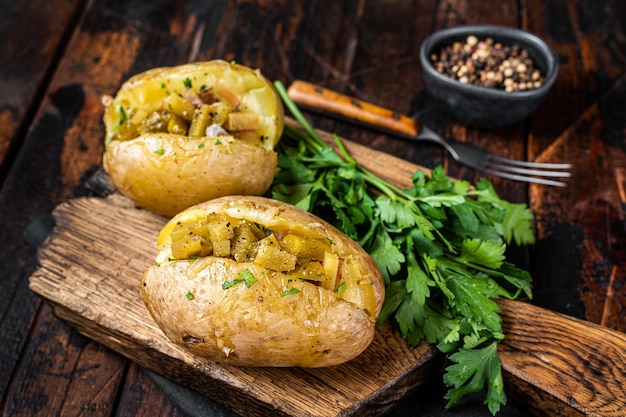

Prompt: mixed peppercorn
[{"left": 430, "top": 35, "right": 545, "bottom": 92}]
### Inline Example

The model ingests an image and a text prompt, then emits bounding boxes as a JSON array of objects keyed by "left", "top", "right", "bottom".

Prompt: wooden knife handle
[{"left": 286, "top": 80, "right": 420, "bottom": 137}]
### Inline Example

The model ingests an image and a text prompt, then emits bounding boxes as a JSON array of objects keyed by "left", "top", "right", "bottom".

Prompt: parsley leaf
[
  {"left": 369, "top": 228, "right": 405, "bottom": 282},
  {"left": 270, "top": 81, "right": 535, "bottom": 415},
  {"left": 443, "top": 343, "right": 506, "bottom": 415},
  {"left": 405, "top": 253, "right": 434, "bottom": 306},
  {"left": 458, "top": 238, "right": 506, "bottom": 270}
]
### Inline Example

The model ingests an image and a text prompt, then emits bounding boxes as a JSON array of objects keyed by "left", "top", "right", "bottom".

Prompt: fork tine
[
  {"left": 489, "top": 155, "right": 572, "bottom": 169},
  {"left": 486, "top": 160, "right": 572, "bottom": 178},
  {"left": 480, "top": 167, "right": 570, "bottom": 187}
]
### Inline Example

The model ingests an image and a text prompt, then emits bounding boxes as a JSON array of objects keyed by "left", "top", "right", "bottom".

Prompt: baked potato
[
  {"left": 141, "top": 196, "right": 385, "bottom": 367},
  {"left": 102, "top": 60, "right": 283, "bottom": 216}
]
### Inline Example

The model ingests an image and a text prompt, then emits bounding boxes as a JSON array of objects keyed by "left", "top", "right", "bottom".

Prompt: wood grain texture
[
  {"left": 29, "top": 124, "right": 626, "bottom": 416},
  {"left": 523, "top": 0, "right": 626, "bottom": 332},
  {"left": 499, "top": 299, "right": 626, "bottom": 416},
  {"left": 0, "top": 0, "right": 88, "bottom": 402},
  {"left": 116, "top": 363, "right": 187, "bottom": 417},
  {"left": 0, "top": 0, "right": 84, "bottom": 168}
]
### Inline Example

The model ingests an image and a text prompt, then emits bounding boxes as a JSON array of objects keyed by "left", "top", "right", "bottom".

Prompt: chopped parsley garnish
[
  {"left": 270, "top": 81, "right": 535, "bottom": 415},
  {"left": 118, "top": 106, "right": 127, "bottom": 126},
  {"left": 281, "top": 288, "right": 301, "bottom": 297},
  {"left": 223, "top": 269, "right": 258, "bottom": 290},
  {"left": 239, "top": 269, "right": 257, "bottom": 288},
  {"left": 335, "top": 282, "right": 347, "bottom": 294},
  {"left": 185, "top": 291, "right": 194, "bottom": 300},
  {"left": 154, "top": 149, "right": 165, "bottom": 155},
  {"left": 238, "top": 269, "right": 257, "bottom": 283},
  {"left": 159, "top": 81, "right": 166, "bottom": 89},
  {"left": 198, "top": 143, "right": 205, "bottom": 149},
  {"left": 183, "top": 77, "right": 192, "bottom": 89},
  {"left": 215, "top": 139, "right": 222, "bottom": 145},
  {"left": 222, "top": 279, "right": 243, "bottom": 289}
]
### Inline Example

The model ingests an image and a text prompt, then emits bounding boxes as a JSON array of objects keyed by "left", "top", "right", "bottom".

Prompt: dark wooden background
[{"left": 1, "top": 0, "right": 624, "bottom": 415}]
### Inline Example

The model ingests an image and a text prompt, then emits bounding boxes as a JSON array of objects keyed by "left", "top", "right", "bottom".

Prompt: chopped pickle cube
[
  {"left": 236, "top": 131, "right": 263, "bottom": 146},
  {"left": 212, "top": 239, "right": 231, "bottom": 257},
  {"left": 165, "top": 93, "right": 196, "bottom": 121},
  {"left": 130, "top": 108, "right": 148, "bottom": 125},
  {"left": 254, "top": 234, "right": 297, "bottom": 271},
  {"left": 338, "top": 258, "right": 376, "bottom": 319},
  {"left": 112, "top": 113, "right": 138, "bottom": 142},
  {"left": 207, "top": 101, "right": 231, "bottom": 126},
  {"left": 207, "top": 213, "right": 235, "bottom": 242},
  {"left": 231, "top": 222, "right": 261, "bottom": 262},
  {"left": 341, "top": 283, "right": 376, "bottom": 319},
  {"left": 167, "top": 113, "right": 188, "bottom": 135},
  {"left": 188, "top": 104, "right": 211, "bottom": 137},
  {"left": 171, "top": 233, "right": 210, "bottom": 259},
  {"left": 138, "top": 111, "right": 167, "bottom": 134},
  {"left": 224, "top": 111, "right": 259, "bottom": 131},
  {"left": 322, "top": 252, "right": 340, "bottom": 291},
  {"left": 169, "top": 219, "right": 212, "bottom": 259},
  {"left": 282, "top": 235, "right": 331, "bottom": 261},
  {"left": 288, "top": 261, "right": 326, "bottom": 282}
]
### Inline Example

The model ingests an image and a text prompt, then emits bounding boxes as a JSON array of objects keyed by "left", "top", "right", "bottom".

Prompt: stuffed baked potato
[
  {"left": 102, "top": 60, "right": 283, "bottom": 216},
  {"left": 141, "top": 196, "right": 385, "bottom": 367}
]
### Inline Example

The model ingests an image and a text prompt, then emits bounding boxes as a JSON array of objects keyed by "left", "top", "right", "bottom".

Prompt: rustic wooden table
[{"left": 1, "top": 1, "right": 625, "bottom": 416}]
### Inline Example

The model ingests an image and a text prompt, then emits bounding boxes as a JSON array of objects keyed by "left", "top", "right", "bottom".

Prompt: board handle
[
  {"left": 498, "top": 299, "right": 626, "bottom": 416},
  {"left": 286, "top": 80, "right": 420, "bottom": 137}
]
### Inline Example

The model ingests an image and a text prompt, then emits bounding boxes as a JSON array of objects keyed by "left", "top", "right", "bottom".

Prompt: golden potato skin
[
  {"left": 102, "top": 60, "right": 283, "bottom": 216},
  {"left": 103, "top": 135, "right": 277, "bottom": 219},
  {"left": 142, "top": 196, "right": 385, "bottom": 367}
]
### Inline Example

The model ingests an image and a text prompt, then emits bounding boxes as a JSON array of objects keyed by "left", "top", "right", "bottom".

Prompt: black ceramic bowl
[{"left": 419, "top": 25, "right": 559, "bottom": 127}]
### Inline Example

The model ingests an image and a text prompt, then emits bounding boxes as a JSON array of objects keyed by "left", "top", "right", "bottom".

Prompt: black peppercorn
[{"left": 430, "top": 35, "right": 545, "bottom": 92}]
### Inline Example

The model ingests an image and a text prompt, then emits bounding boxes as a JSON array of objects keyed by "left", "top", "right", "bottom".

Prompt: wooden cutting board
[{"left": 29, "top": 122, "right": 626, "bottom": 416}]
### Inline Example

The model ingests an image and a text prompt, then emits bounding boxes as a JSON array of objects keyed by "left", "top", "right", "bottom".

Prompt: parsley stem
[
  {"left": 331, "top": 133, "right": 357, "bottom": 168},
  {"left": 274, "top": 81, "right": 327, "bottom": 154},
  {"left": 359, "top": 169, "right": 407, "bottom": 200}
]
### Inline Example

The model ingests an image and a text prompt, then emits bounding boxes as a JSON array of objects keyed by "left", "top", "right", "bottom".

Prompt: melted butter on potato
[
  {"left": 142, "top": 196, "right": 385, "bottom": 367},
  {"left": 102, "top": 60, "right": 283, "bottom": 216}
]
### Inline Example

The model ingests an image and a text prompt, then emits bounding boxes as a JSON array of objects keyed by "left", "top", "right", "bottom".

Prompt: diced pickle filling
[
  {"left": 109, "top": 82, "right": 264, "bottom": 145},
  {"left": 167, "top": 213, "right": 374, "bottom": 309}
]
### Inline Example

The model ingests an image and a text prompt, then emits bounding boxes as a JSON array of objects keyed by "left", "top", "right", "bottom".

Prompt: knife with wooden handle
[
  {"left": 286, "top": 80, "right": 420, "bottom": 137},
  {"left": 285, "top": 82, "right": 626, "bottom": 416}
]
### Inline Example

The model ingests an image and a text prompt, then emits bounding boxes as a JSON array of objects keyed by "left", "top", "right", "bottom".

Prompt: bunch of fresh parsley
[{"left": 270, "top": 81, "right": 534, "bottom": 415}]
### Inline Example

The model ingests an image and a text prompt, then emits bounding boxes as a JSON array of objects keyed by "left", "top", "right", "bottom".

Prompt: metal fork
[{"left": 287, "top": 80, "right": 572, "bottom": 187}]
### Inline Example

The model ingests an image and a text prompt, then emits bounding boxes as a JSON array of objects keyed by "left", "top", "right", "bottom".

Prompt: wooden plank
[
  {"left": 499, "top": 299, "right": 626, "bottom": 416},
  {"left": 524, "top": 0, "right": 626, "bottom": 332},
  {"left": 115, "top": 363, "right": 187, "bottom": 417},
  {"left": 0, "top": 0, "right": 84, "bottom": 167},
  {"left": 0, "top": 0, "right": 92, "bottom": 405}
]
